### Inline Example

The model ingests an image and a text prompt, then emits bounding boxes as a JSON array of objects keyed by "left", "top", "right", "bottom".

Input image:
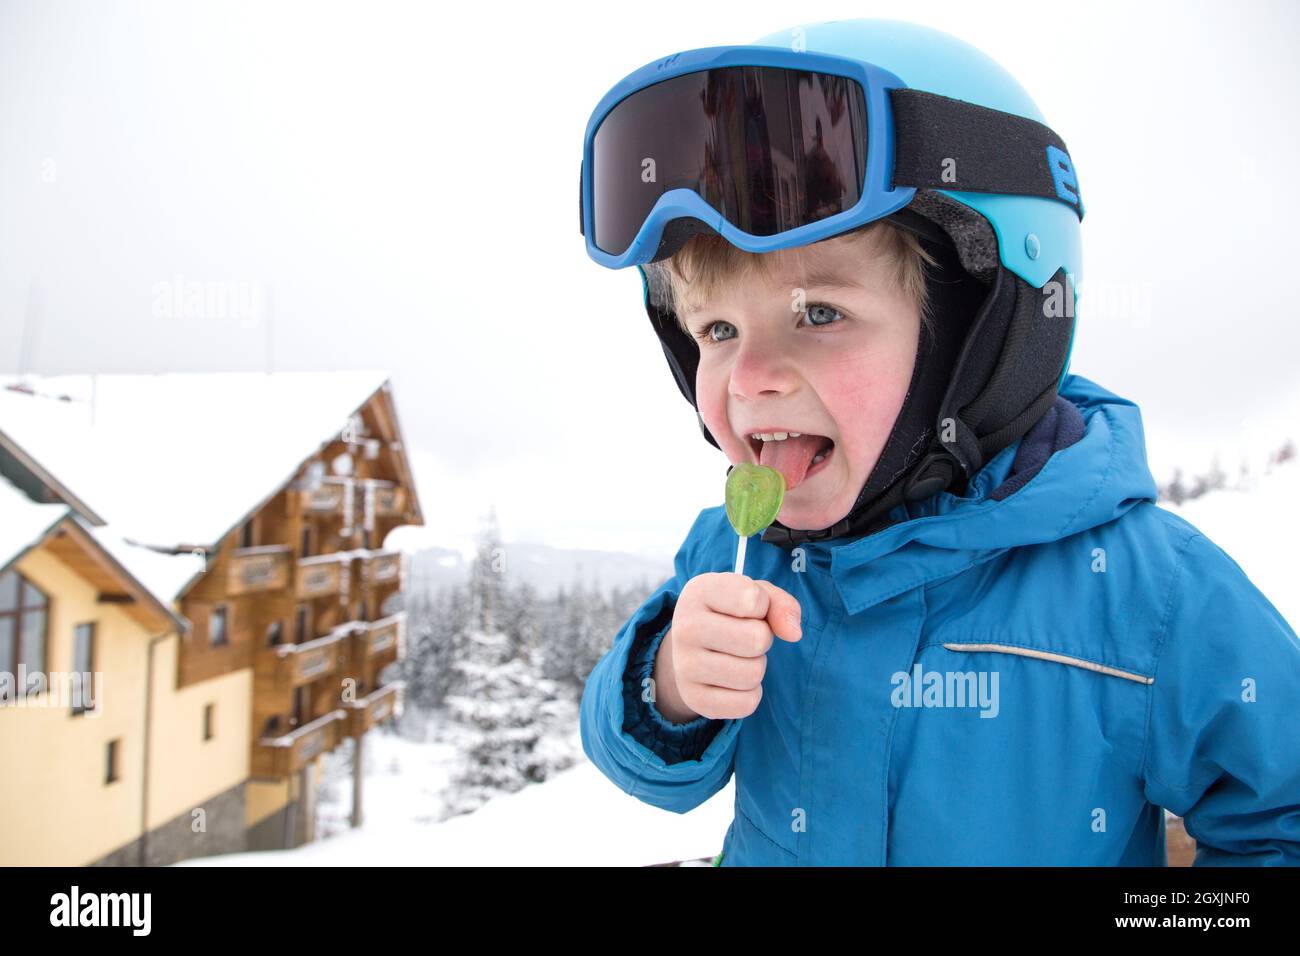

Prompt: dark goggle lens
[{"left": 591, "top": 65, "right": 868, "bottom": 257}]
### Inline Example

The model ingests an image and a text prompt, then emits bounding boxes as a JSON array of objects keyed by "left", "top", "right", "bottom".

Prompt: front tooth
[
  {"left": 773, "top": 431, "right": 788, "bottom": 440},
  {"left": 760, "top": 433, "right": 774, "bottom": 441}
]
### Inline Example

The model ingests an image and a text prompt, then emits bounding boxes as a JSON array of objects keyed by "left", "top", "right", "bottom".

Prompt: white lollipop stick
[{"left": 725, "top": 462, "right": 783, "bottom": 577}]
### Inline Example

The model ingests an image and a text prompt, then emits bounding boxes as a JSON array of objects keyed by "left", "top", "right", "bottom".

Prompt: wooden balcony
[
  {"left": 351, "top": 612, "right": 404, "bottom": 664},
  {"left": 296, "top": 481, "right": 345, "bottom": 515},
  {"left": 295, "top": 554, "right": 349, "bottom": 599},
  {"left": 369, "top": 483, "right": 406, "bottom": 518},
  {"left": 254, "top": 710, "right": 345, "bottom": 778},
  {"left": 227, "top": 545, "right": 292, "bottom": 596},
  {"left": 299, "top": 476, "right": 408, "bottom": 528},
  {"left": 343, "top": 682, "right": 404, "bottom": 737},
  {"left": 361, "top": 550, "right": 402, "bottom": 588},
  {"left": 256, "top": 630, "right": 347, "bottom": 690}
]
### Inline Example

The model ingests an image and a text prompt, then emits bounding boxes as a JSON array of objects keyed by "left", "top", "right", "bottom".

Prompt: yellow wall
[
  {"left": 145, "top": 634, "right": 250, "bottom": 831},
  {"left": 246, "top": 777, "right": 292, "bottom": 827},
  {"left": 0, "top": 547, "right": 250, "bottom": 865},
  {"left": 245, "top": 758, "right": 320, "bottom": 846}
]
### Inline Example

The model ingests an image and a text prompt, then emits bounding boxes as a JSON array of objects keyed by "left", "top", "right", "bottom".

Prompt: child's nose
[{"left": 728, "top": 337, "right": 799, "bottom": 399}]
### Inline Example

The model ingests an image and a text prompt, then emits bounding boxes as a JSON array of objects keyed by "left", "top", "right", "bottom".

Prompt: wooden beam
[{"left": 45, "top": 518, "right": 183, "bottom": 634}]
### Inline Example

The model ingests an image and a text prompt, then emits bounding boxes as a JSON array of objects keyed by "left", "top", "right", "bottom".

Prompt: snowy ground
[{"left": 176, "top": 709, "right": 733, "bottom": 867}]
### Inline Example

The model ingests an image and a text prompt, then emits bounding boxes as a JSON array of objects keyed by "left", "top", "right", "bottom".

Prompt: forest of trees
[
  {"left": 1157, "top": 438, "right": 1294, "bottom": 505},
  {"left": 392, "top": 511, "right": 658, "bottom": 816}
]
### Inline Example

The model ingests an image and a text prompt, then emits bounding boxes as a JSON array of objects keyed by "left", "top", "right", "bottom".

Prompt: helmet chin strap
[{"left": 757, "top": 226, "right": 987, "bottom": 549}]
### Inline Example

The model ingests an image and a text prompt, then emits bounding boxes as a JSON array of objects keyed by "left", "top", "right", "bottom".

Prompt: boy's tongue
[{"left": 759, "top": 434, "right": 828, "bottom": 490}]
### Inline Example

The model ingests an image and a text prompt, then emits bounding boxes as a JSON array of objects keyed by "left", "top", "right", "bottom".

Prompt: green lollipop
[
  {"left": 726, "top": 463, "right": 785, "bottom": 575},
  {"left": 726, "top": 462, "right": 786, "bottom": 536}
]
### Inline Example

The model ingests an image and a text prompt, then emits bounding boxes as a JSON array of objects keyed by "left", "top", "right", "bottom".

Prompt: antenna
[
  {"left": 264, "top": 283, "right": 276, "bottom": 374},
  {"left": 19, "top": 280, "right": 42, "bottom": 380}
]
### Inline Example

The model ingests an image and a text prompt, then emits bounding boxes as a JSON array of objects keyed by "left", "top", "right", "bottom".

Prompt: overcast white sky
[{"left": 2, "top": 0, "right": 1298, "bottom": 559}]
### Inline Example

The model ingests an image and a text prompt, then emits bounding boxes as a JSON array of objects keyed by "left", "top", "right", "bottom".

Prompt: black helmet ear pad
[{"left": 642, "top": 260, "right": 720, "bottom": 450}]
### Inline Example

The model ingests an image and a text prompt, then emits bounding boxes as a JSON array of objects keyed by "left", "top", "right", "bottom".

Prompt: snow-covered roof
[
  {"left": 0, "top": 473, "right": 194, "bottom": 627},
  {"left": 0, "top": 370, "right": 392, "bottom": 550},
  {"left": 83, "top": 524, "right": 207, "bottom": 606},
  {"left": 0, "top": 472, "right": 69, "bottom": 572}
]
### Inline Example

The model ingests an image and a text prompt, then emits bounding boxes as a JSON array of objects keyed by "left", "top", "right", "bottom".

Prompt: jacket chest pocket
[{"left": 901, "top": 637, "right": 1153, "bottom": 785}]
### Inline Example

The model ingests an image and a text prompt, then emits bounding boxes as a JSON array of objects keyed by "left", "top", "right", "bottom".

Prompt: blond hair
[{"left": 644, "top": 219, "right": 939, "bottom": 339}]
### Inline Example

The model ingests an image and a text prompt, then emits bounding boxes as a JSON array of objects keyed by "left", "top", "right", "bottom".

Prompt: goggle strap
[
  {"left": 890, "top": 88, "right": 1085, "bottom": 220},
  {"left": 579, "top": 83, "right": 1087, "bottom": 240}
]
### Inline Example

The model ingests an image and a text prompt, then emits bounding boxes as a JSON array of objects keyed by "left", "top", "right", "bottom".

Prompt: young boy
[{"left": 577, "top": 19, "right": 1300, "bottom": 865}]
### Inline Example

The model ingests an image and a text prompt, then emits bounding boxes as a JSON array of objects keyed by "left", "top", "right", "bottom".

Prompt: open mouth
[
  {"left": 745, "top": 432, "right": 835, "bottom": 490},
  {"left": 746, "top": 433, "right": 834, "bottom": 461}
]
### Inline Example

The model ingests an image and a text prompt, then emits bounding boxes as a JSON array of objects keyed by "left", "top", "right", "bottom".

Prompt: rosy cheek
[
  {"left": 694, "top": 365, "right": 738, "bottom": 455},
  {"left": 821, "top": 359, "right": 907, "bottom": 469}
]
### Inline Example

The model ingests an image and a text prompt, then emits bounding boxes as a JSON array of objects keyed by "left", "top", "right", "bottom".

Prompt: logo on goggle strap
[{"left": 1046, "top": 145, "right": 1085, "bottom": 218}]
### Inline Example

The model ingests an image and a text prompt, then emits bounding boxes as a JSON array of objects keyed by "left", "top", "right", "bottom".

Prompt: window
[
  {"left": 267, "top": 620, "right": 283, "bottom": 646},
  {"left": 0, "top": 570, "right": 49, "bottom": 701},
  {"left": 106, "top": 739, "right": 120, "bottom": 784},
  {"left": 294, "top": 604, "right": 308, "bottom": 644},
  {"left": 239, "top": 520, "right": 254, "bottom": 549},
  {"left": 209, "top": 606, "right": 228, "bottom": 647},
  {"left": 363, "top": 529, "right": 373, "bottom": 550},
  {"left": 71, "top": 622, "right": 95, "bottom": 716},
  {"left": 355, "top": 599, "right": 368, "bottom": 624},
  {"left": 203, "top": 703, "right": 214, "bottom": 741},
  {"left": 300, "top": 527, "right": 311, "bottom": 558}
]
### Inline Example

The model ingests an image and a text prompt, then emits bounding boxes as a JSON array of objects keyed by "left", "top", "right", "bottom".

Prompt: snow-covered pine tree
[
  {"left": 441, "top": 514, "right": 578, "bottom": 816},
  {"left": 1160, "top": 468, "right": 1188, "bottom": 505},
  {"left": 396, "top": 581, "right": 472, "bottom": 716},
  {"left": 499, "top": 578, "right": 539, "bottom": 661},
  {"left": 443, "top": 629, "right": 577, "bottom": 816},
  {"left": 467, "top": 507, "right": 506, "bottom": 634},
  {"left": 1268, "top": 438, "right": 1296, "bottom": 472}
]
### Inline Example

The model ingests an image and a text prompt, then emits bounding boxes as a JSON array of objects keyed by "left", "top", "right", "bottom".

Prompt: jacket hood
[{"left": 793, "top": 372, "right": 1159, "bottom": 614}]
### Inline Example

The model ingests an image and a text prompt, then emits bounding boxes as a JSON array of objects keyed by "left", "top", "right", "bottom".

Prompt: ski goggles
[{"left": 579, "top": 45, "right": 1084, "bottom": 269}]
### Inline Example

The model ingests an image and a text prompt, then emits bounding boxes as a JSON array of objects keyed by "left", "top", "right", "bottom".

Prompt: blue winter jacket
[{"left": 579, "top": 374, "right": 1300, "bottom": 865}]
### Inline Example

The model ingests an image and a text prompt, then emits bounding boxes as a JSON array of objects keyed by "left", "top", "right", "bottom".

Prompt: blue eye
[
  {"left": 801, "top": 303, "right": 844, "bottom": 327},
  {"left": 694, "top": 320, "right": 737, "bottom": 344},
  {"left": 692, "top": 304, "right": 843, "bottom": 345}
]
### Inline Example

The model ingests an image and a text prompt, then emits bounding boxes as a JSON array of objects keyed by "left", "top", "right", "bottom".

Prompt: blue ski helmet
[{"left": 580, "top": 18, "right": 1084, "bottom": 545}]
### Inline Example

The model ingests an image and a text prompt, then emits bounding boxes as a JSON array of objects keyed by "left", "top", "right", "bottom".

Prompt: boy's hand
[{"left": 653, "top": 572, "right": 802, "bottom": 723}]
